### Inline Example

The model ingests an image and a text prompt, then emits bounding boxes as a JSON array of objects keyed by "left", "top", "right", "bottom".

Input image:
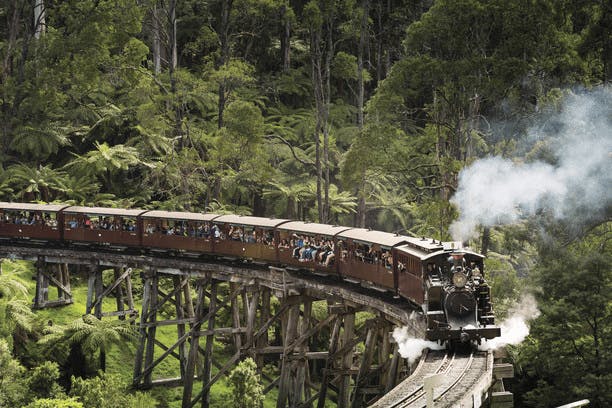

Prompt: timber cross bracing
[{"left": 0, "top": 246, "right": 422, "bottom": 408}]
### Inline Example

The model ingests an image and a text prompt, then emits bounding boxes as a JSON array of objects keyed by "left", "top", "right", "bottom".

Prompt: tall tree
[{"left": 514, "top": 222, "right": 612, "bottom": 408}]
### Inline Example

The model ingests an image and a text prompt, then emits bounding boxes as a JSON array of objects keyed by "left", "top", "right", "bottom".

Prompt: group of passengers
[
  {"left": 290, "top": 234, "right": 336, "bottom": 266},
  {"left": 143, "top": 222, "right": 276, "bottom": 245},
  {"left": 2, "top": 212, "right": 57, "bottom": 227},
  {"left": 68, "top": 216, "right": 136, "bottom": 232},
  {"left": 145, "top": 222, "right": 216, "bottom": 237},
  {"left": 354, "top": 244, "right": 393, "bottom": 269},
  {"left": 228, "top": 226, "right": 275, "bottom": 245}
]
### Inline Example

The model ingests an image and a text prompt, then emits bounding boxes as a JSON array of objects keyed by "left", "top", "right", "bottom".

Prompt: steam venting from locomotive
[
  {"left": 479, "top": 294, "right": 540, "bottom": 351},
  {"left": 392, "top": 326, "right": 444, "bottom": 365},
  {"left": 450, "top": 87, "right": 612, "bottom": 242}
]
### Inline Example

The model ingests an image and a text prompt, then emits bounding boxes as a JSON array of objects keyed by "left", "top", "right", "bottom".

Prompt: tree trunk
[
  {"left": 168, "top": 0, "right": 183, "bottom": 144},
  {"left": 322, "top": 8, "right": 335, "bottom": 223},
  {"left": 355, "top": 0, "right": 370, "bottom": 228},
  {"left": 310, "top": 23, "right": 324, "bottom": 223},
  {"left": 33, "top": 0, "right": 46, "bottom": 39},
  {"left": 152, "top": 2, "right": 162, "bottom": 75},
  {"left": 280, "top": 4, "right": 291, "bottom": 72},
  {"left": 481, "top": 226, "right": 490, "bottom": 256},
  {"left": 100, "top": 348, "right": 106, "bottom": 372},
  {"left": 357, "top": 0, "right": 369, "bottom": 129},
  {"left": 169, "top": 0, "right": 177, "bottom": 70},
  {"left": 217, "top": 0, "right": 233, "bottom": 129}
]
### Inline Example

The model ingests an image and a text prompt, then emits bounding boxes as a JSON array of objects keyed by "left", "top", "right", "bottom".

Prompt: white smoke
[
  {"left": 479, "top": 293, "right": 540, "bottom": 351},
  {"left": 450, "top": 87, "right": 612, "bottom": 241},
  {"left": 392, "top": 326, "right": 444, "bottom": 365}
]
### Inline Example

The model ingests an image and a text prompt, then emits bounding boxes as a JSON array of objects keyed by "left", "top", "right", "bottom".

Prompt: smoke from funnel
[{"left": 450, "top": 87, "right": 612, "bottom": 242}]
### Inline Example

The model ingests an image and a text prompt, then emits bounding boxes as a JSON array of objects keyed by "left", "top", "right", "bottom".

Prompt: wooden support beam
[
  {"left": 195, "top": 327, "right": 247, "bottom": 336},
  {"left": 385, "top": 342, "right": 401, "bottom": 393},
  {"left": 317, "top": 315, "right": 342, "bottom": 408},
  {"left": 182, "top": 279, "right": 207, "bottom": 408},
  {"left": 339, "top": 311, "right": 355, "bottom": 408},
  {"left": 90, "top": 267, "right": 132, "bottom": 311},
  {"left": 174, "top": 276, "right": 188, "bottom": 380},
  {"left": 187, "top": 351, "right": 241, "bottom": 408},
  {"left": 230, "top": 282, "right": 243, "bottom": 353},
  {"left": 143, "top": 270, "right": 159, "bottom": 387},
  {"left": 85, "top": 265, "right": 94, "bottom": 311},
  {"left": 493, "top": 363, "right": 515, "bottom": 379},
  {"left": 283, "top": 314, "right": 335, "bottom": 357},
  {"left": 140, "top": 317, "right": 197, "bottom": 328},
  {"left": 263, "top": 376, "right": 281, "bottom": 395},
  {"left": 133, "top": 269, "right": 152, "bottom": 388},
  {"left": 352, "top": 326, "right": 377, "bottom": 408},
  {"left": 201, "top": 281, "right": 217, "bottom": 408},
  {"left": 145, "top": 276, "right": 189, "bottom": 321},
  {"left": 277, "top": 301, "right": 300, "bottom": 408}
]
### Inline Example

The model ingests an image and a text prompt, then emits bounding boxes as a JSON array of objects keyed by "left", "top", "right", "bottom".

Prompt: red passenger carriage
[
  {"left": 140, "top": 210, "right": 219, "bottom": 253},
  {"left": 276, "top": 222, "right": 350, "bottom": 273},
  {"left": 335, "top": 229, "right": 408, "bottom": 294},
  {"left": 62, "top": 206, "right": 145, "bottom": 247},
  {"left": 211, "top": 215, "right": 289, "bottom": 262},
  {"left": 0, "top": 202, "right": 68, "bottom": 241}
]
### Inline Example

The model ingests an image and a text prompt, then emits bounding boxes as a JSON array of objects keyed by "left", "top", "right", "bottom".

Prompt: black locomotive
[{"left": 424, "top": 252, "right": 499, "bottom": 345}]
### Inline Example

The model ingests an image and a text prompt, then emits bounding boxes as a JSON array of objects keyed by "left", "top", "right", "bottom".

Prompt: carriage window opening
[
  {"left": 244, "top": 227, "right": 257, "bottom": 243},
  {"left": 279, "top": 237, "right": 291, "bottom": 248},
  {"left": 228, "top": 225, "right": 244, "bottom": 242},
  {"left": 382, "top": 250, "right": 393, "bottom": 269},
  {"left": 1, "top": 210, "right": 50, "bottom": 226},
  {"left": 318, "top": 240, "right": 335, "bottom": 266}
]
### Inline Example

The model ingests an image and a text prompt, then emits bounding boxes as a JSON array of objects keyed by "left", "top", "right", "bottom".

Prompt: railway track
[{"left": 370, "top": 350, "right": 491, "bottom": 408}]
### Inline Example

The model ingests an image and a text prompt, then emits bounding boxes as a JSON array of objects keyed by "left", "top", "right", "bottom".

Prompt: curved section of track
[{"left": 370, "top": 350, "right": 493, "bottom": 408}]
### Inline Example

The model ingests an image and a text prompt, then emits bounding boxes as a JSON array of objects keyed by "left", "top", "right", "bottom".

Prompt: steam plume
[
  {"left": 479, "top": 294, "right": 540, "bottom": 350},
  {"left": 392, "top": 326, "right": 444, "bottom": 365},
  {"left": 450, "top": 87, "right": 612, "bottom": 241}
]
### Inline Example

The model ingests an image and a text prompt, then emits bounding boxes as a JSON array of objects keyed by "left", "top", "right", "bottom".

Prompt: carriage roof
[{"left": 0, "top": 202, "right": 70, "bottom": 212}]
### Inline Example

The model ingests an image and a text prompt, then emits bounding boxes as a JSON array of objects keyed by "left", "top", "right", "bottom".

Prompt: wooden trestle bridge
[{"left": 0, "top": 244, "right": 510, "bottom": 408}]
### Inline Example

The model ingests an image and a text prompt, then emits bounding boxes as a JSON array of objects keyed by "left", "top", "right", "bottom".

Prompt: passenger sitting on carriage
[{"left": 292, "top": 234, "right": 305, "bottom": 258}]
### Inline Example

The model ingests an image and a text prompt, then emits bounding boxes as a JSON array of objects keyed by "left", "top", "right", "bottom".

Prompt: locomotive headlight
[{"left": 452, "top": 271, "right": 468, "bottom": 288}]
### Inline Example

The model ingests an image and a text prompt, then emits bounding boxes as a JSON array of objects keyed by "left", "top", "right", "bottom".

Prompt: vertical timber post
[
  {"left": 33, "top": 256, "right": 48, "bottom": 308},
  {"left": 201, "top": 278, "right": 217, "bottom": 408},
  {"left": 182, "top": 277, "right": 208, "bottom": 407},
  {"left": 339, "top": 309, "right": 355, "bottom": 408},
  {"left": 143, "top": 268, "right": 159, "bottom": 388},
  {"left": 277, "top": 296, "right": 300, "bottom": 408}
]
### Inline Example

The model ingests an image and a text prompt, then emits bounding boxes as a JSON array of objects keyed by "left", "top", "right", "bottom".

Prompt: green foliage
[
  {"left": 70, "top": 373, "right": 157, "bottom": 408},
  {"left": 27, "top": 362, "right": 64, "bottom": 400},
  {"left": 227, "top": 358, "right": 264, "bottom": 408},
  {"left": 39, "top": 315, "right": 138, "bottom": 373},
  {"left": 0, "top": 338, "right": 28, "bottom": 407},
  {"left": 513, "top": 223, "right": 612, "bottom": 408},
  {"left": 25, "top": 398, "right": 83, "bottom": 408}
]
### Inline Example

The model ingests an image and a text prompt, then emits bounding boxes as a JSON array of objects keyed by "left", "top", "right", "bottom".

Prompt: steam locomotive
[{"left": 0, "top": 202, "right": 500, "bottom": 345}]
